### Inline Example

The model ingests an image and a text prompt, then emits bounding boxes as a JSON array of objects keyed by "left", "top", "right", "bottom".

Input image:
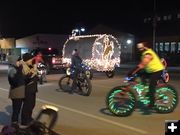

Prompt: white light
[
  {"left": 74, "top": 29, "right": 79, "bottom": 32},
  {"left": 81, "top": 28, "right": 85, "bottom": 32},
  {"left": 127, "top": 39, "right": 132, "bottom": 44}
]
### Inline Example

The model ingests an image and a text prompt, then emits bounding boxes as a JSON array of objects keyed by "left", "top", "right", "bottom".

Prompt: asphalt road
[{"left": 0, "top": 71, "right": 179, "bottom": 135}]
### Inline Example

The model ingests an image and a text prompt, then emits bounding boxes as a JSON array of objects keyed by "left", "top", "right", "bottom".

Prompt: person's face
[
  {"left": 38, "top": 53, "right": 42, "bottom": 57},
  {"left": 16, "top": 61, "right": 20, "bottom": 67},
  {"left": 138, "top": 47, "right": 145, "bottom": 53}
]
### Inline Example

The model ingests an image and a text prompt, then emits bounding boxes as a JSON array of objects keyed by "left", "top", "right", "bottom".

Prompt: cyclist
[
  {"left": 69, "top": 49, "right": 82, "bottom": 94},
  {"left": 128, "top": 42, "right": 165, "bottom": 108}
]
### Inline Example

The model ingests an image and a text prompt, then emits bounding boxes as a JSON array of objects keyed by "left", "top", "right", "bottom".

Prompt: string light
[{"left": 62, "top": 34, "right": 121, "bottom": 71}]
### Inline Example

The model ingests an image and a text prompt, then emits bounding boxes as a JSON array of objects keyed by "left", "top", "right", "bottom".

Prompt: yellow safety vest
[{"left": 142, "top": 49, "right": 164, "bottom": 73}]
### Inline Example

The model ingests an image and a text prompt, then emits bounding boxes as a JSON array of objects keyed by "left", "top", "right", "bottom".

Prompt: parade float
[{"left": 62, "top": 34, "right": 121, "bottom": 78}]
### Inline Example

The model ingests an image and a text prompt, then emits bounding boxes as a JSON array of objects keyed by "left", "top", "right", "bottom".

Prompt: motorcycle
[
  {"left": 81, "top": 63, "right": 93, "bottom": 80},
  {"left": 65, "top": 63, "right": 93, "bottom": 80},
  {"left": 37, "top": 62, "right": 47, "bottom": 84},
  {"left": 0, "top": 105, "right": 60, "bottom": 135},
  {"left": 59, "top": 63, "right": 92, "bottom": 96},
  {"left": 106, "top": 74, "right": 178, "bottom": 117}
]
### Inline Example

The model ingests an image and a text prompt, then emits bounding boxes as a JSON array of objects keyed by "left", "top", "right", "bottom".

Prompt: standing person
[
  {"left": 21, "top": 53, "right": 38, "bottom": 125},
  {"left": 128, "top": 42, "right": 165, "bottom": 108},
  {"left": 69, "top": 49, "right": 82, "bottom": 94},
  {"left": 8, "top": 55, "right": 25, "bottom": 124}
]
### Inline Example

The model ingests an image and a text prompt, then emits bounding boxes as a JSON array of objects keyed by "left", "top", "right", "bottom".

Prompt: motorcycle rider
[
  {"left": 34, "top": 51, "right": 47, "bottom": 83},
  {"left": 69, "top": 49, "right": 82, "bottom": 94},
  {"left": 128, "top": 42, "right": 165, "bottom": 108}
]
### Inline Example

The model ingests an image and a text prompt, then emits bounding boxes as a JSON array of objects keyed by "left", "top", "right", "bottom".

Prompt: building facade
[
  {"left": 0, "top": 38, "right": 15, "bottom": 62},
  {"left": 135, "top": 10, "right": 180, "bottom": 66},
  {"left": 16, "top": 34, "right": 68, "bottom": 55}
]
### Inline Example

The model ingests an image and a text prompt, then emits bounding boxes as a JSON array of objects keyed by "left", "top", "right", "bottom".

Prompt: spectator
[
  {"left": 21, "top": 53, "right": 38, "bottom": 126},
  {"left": 8, "top": 55, "right": 25, "bottom": 124}
]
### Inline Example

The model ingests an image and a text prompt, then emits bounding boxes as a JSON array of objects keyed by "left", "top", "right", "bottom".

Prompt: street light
[
  {"left": 126, "top": 39, "right": 132, "bottom": 44},
  {"left": 80, "top": 27, "right": 85, "bottom": 32},
  {"left": 71, "top": 27, "right": 85, "bottom": 36},
  {"left": 79, "top": 27, "right": 85, "bottom": 35}
]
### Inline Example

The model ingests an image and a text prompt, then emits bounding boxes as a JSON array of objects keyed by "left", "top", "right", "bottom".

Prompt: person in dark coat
[
  {"left": 8, "top": 55, "right": 25, "bottom": 124},
  {"left": 69, "top": 49, "right": 82, "bottom": 94},
  {"left": 21, "top": 53, "right": 38, "bottom": 125}
]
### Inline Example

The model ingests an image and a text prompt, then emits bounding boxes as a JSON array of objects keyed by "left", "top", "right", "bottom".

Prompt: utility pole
[{"left": 152, "top": 0, "right": 157, "bottom": 50}]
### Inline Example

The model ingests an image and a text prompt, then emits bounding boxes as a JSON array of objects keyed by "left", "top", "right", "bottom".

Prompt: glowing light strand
[{"left": 62, "top": 34, "right": 121, "bottom": 71}]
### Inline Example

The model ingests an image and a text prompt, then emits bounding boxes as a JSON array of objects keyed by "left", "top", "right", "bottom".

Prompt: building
[
  {"left": 15, "top": 26, "right": 135, "bottom": 64},
  {"left": 0, "top": 38, "right": 15, "bottom": 62},
  {"left": 136, "top": 10, "right": 180, "bottom": 66},
  {"left": 16, "top": 34, "right": 68, "bottom": 55}
]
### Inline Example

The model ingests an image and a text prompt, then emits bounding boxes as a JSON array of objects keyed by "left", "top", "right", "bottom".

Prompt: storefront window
[
  {"left": 155, "top": 43, "right": 158, "bottom": 52},
  {"left": 178, "top": 42, "right": 180, "bottom": 53},
  {"left": 171, "top": 42, "right": 176, "bottom": 53},
  {"left": 159, "top": 43, "right": 163, "bottom": 51},
  {"left": 164, "top": 42, "right": 170, "bottom": 52}
]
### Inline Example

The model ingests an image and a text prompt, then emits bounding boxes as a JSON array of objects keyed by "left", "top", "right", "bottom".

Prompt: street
[{"left": 0, "top": 69, "right": 180, "bottom": 135}]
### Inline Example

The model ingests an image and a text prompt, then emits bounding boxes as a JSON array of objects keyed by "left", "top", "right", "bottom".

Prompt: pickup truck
[{"left": 30, "top": 48, "right": 63, "bottom": 73}]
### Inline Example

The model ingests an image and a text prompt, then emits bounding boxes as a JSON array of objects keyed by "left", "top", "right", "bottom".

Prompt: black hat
[{"left": 23, "top": 53, "right": 33, "bottom": 61}]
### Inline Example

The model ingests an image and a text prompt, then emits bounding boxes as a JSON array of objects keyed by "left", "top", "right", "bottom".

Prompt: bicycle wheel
[
  {"left": 58, "top": 75, "right": 73, "bottom": 92},
  {"left": 106, "top": 86, "right": 136, "bottom": 117},
  {"left": 154, "top": 85, "right": 178, "bottom": 113},
  {"left": 79, "top": 76, "right": 92, "bottom": 96}
]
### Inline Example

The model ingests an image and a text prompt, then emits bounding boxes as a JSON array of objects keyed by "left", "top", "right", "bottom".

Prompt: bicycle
[
  {"left": 106, "top": 74, "right": 178, "bottom": 116},
  {"left": 59, "top": 63, "right": 92, "bottom": 96}
]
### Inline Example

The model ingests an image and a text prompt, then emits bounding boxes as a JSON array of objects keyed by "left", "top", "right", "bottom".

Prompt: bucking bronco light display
[{"left": 62, "top": 34, "right": 121, "bottom": 72}]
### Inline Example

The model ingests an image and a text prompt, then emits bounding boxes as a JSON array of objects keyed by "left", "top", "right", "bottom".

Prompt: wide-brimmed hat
[{"left": 23, "top": 53, "right": 33, "bottom": 61}]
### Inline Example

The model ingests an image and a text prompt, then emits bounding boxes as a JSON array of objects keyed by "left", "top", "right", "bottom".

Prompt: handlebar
[{"left": 124, "top": 74, "right": 138, "bottom": 82}]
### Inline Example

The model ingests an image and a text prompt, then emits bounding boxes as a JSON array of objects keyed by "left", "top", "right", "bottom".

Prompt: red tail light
[{"left": 52, "top": 57, "right": 56, "bottom": 64}]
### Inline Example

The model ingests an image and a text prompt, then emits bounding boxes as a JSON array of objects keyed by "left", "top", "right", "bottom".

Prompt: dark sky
[{"left": 0, "top": 0, "right": 180, "bottom": 38}]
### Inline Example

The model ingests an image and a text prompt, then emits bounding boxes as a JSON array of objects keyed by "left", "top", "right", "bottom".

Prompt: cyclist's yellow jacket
[{"left": 142, "top": 48, "right": 164, "bottom": 73}]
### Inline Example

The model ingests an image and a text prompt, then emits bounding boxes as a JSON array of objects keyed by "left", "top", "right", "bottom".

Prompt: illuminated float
[{"left": 62, "top": 34, "right": 121, "bottom": 78}]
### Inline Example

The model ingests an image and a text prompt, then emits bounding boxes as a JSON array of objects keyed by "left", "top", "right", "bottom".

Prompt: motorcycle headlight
[{"left": 66, "top": 68, "right": 71, "bottom": 76}]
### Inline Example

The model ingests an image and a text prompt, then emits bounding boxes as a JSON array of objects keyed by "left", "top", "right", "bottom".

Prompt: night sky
[{"left": 0, "top": 0, "right": 180, "bottom": 38}]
